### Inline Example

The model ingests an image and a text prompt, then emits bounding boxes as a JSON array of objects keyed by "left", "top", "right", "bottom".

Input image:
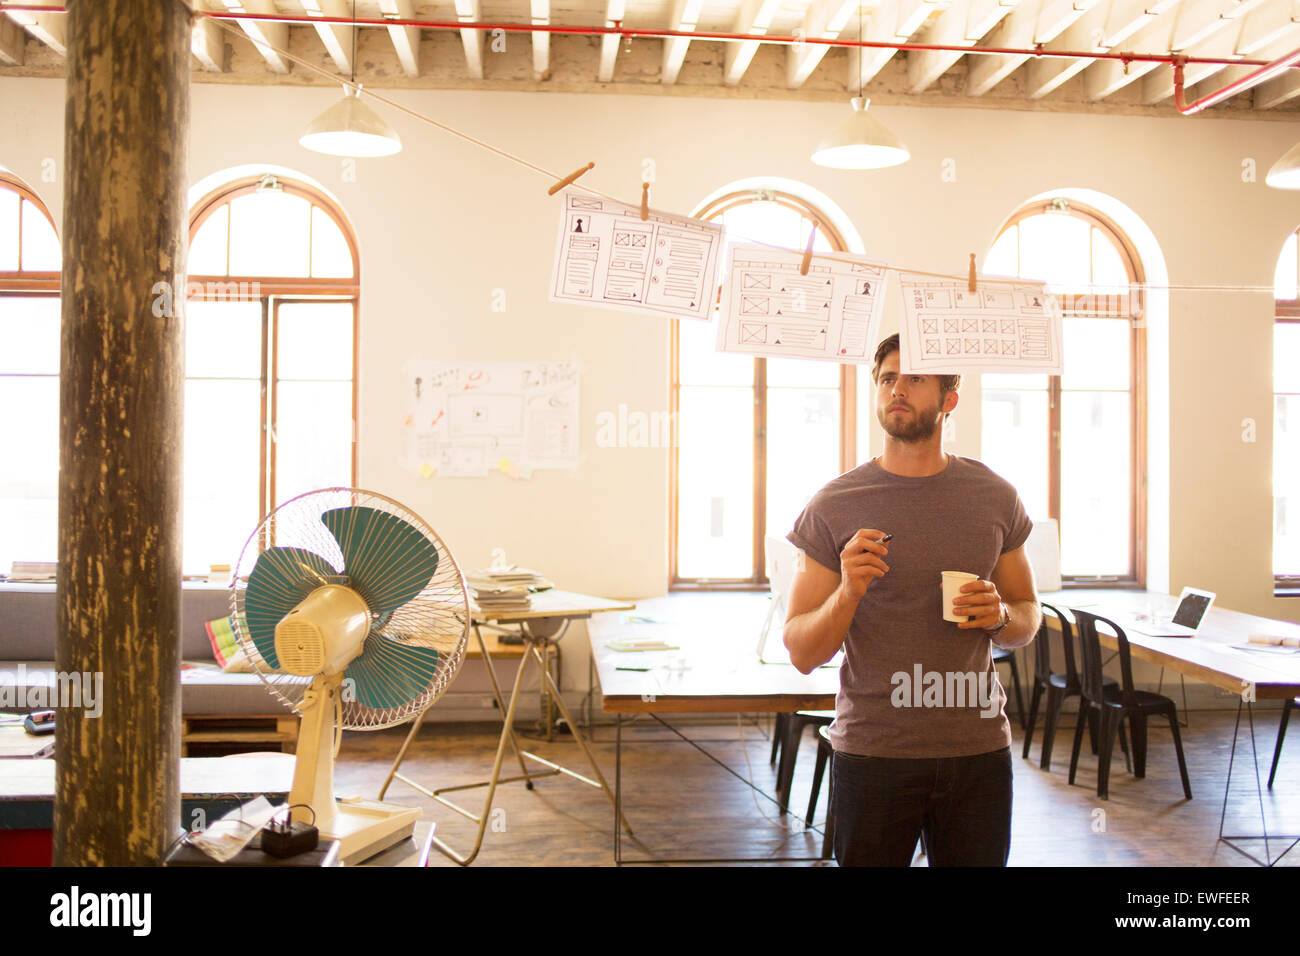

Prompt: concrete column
[{"left": 55, "top": 0, "right": 192, "bottom": 866}]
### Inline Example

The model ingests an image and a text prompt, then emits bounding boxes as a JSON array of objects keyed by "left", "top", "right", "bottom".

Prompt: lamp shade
[
  {"left": 300, "top": 87, "right": 402, "bottom": 158},
  {"left": 1266, "top": 140, "right": 1300, "bottom": 189},
  {"left": 811, "top": 98, "right": 909, "bottom": 170}
]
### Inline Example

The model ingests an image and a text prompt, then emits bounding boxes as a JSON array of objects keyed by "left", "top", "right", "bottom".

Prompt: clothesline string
[{"left": 200, "top": 12, "right": 1288, "bottom": 298}]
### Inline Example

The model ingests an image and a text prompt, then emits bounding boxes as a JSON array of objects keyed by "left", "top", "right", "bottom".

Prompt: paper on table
[
  {"left": 187, "top": 796, "right": 282, "bottom": 863},
  {"left": 897, "top": 273, "right": 1063, "bottom": 375},
  {"left": 717, "top": 244, "right": 888, "bottom": 363},
  {"left": 549, "top": 189, "right": 724, "bottom": 322}
]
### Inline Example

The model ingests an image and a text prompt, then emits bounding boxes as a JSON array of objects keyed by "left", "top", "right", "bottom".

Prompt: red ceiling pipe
[
  {"left": 2, "top": 3, "right": 1298, "bottom": 73},
  {"left": 1173, "top": 48, "right": 1300, "bottom": 114}
]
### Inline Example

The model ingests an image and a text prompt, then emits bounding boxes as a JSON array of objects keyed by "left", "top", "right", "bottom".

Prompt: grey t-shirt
[{"left": 787, "top": 455, "right": 1033, "bottom": 759}]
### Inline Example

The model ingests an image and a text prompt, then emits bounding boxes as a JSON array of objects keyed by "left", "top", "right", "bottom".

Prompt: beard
[{"left": 877, "top": 401, "right": 943, "bottom": 443}]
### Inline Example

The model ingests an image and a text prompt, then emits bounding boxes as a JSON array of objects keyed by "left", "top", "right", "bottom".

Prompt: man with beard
[{"left": 783, "top": 333, "right": 1040, "bottom": 866}]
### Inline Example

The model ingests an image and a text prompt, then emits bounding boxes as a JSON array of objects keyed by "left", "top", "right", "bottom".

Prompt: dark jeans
[{"left": 829, "top": 746, "right": 1013, "bottom": 866}]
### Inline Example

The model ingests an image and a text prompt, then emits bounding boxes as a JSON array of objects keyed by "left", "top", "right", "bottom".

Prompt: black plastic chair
[
  {"left": 806, "top": 726, "right": 926, "bottom": 864},
  {"left": 1269, "top": 697, "right": 1297, "bottom": 789},
  {"left": 772, "top": 710, "right": 834, "bottom": 814},
  {"left": 1069, "top": 609, "right": 1192, "bottom": 800},
  {"left": 808, "top": 724, "right": 834, "bottom": 859},
  {"left": 992, "top": 645, "right": 1026, "bottom": 730},
  {"left": 1022, "top": 602, "right": 1119, "bottom": 769}
]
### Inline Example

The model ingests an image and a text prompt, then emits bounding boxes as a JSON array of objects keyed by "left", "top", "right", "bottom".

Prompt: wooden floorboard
[{"left": 333, "top": 709, "right": 1299, "bottom": 866}]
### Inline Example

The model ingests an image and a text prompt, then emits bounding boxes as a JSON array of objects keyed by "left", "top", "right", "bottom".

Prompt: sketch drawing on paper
[
  {"left": 896, "top": 272, "right": 1063, "bottom": 375},
  {"left": 716, "top": 244, "right": 888, "bottom": 363},
  {"left": 404, "top": 360, "right": 580, "bottom": 476},
  {"left": 549, "top": 189, "right": 724, "bottom": 322}
]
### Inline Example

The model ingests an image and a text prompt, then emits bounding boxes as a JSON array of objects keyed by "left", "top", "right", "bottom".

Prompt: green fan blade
[
  {"left": 244, "top": 546, "right": 340, "bottom": 669},
  {"left": 321, "top": 506, "right": 440, "bottom": 615},
  {"left": 343, "top": 636, "right": 440, "bottom": 711}
]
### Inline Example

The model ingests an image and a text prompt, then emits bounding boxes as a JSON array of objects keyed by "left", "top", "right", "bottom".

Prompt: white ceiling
[{"left": 4, "top": 0, "right": 1300, "bottom": 117}]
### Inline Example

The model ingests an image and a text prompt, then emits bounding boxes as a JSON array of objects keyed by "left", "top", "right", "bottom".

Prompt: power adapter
[{"left": 261, "top": 817, "right": 319, "bottom": 858}]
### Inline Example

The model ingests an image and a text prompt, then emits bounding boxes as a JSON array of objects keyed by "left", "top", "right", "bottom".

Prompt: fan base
[{"left": 324, "top": 800, "right": 420, "bottom": 865}]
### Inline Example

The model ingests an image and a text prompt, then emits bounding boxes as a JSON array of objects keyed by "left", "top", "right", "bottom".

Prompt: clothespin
[
  {"left": 641, "top": 182, "right": 650, "bottom": 221},
  {"left": 968, "top": 253, "right": 977, "bottom": 293},
  {"left": 547, "top": 162, "right": 596, "bottom": 196},
  {"left": 800, "top": 227, "right": 817, "bottom": 276}
]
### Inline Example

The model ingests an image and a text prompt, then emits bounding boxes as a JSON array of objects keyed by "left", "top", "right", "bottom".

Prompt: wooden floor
[{"left": 335, "top": 708, "right": 1299, "bottom": 866}]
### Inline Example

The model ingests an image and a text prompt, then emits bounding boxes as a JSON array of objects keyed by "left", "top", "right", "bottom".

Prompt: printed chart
[
  {"left": 717, "top": 245, "right": 889, "bottom": 363},
  {"left": 897, "top": 273, "right": 1063, "bottom": 375},
  {"left": 404, "top": 360, "right": 579, "bottom": 477},
  {"left": 549, "top": 189, "right": 724, "bottom": 321}
]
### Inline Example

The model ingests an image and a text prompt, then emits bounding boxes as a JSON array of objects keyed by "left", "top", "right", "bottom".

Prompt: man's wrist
[{"left": 985, "top": 601, "right": 1011, "bottom": 637}]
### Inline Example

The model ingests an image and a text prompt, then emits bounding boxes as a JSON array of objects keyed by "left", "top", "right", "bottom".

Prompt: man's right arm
[{"left": 783, "top": 530, "right": 890, "bottom": 675}]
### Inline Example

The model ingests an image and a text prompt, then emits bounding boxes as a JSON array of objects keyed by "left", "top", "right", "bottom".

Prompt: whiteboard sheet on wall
[
  {"left": 404, "top": 360, "right": 579, "bottom": 476},
  {"left": 716, "top": 244, "right": 889, "bottom": 363},
  {"left": 897, "top": 273, "right": 1064, "bottom": 375},
  {"left": 548, "top": 189, "right": 724, "bottom": 321}
]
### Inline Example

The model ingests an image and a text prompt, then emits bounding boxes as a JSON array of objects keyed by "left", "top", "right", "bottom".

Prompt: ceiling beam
[
  {"left": 216, "top": 0, "right": 289, "bottom": 74},
  {"left": 1141, "top": 19, "right": 1247, "bottom": 102},
  {"left": 1236, "top": 0, "right": 1300, "bottom": 52},
  {"left": 531, "top": 0, "right": 550, "bottom": 81},
  {"left": 454, "top": 0, "right": 485, "bottom": 79},
  {"left": 4, "top": 2, "right": 64, "bottom": 57},
  {"left": 846, "top": 0, "right": 942, "bottom": 91},
  {"left": 300, "top": 0, "right": 353, "bottom": 76},
  {"left": 1179, "top": 24, "right": 1300, "bottom": 103},
  {"left": 662, "top": 0, "right": 703, "bottom": 84},
  {"left": 1082, "top": 15, "right": 1175, "bottom": 100},
  {"left": 787, "top": 0, "right": 857, "bottom": 89},
  {"left": 967, "top": 0, "right": 1099, "bottom": 96},
  {"left": 377, "top": 0, "right": 420, "bottom": 78},
  {"left": 0, "top": 14, "right": 26, "bottom": 66},
  {"left": 599, "top": 0, "right": 627, "bottom": 82},
  {"left": 191, "top": 14, "right": 223, "bottom": 72},
  {"left": 1252, "top": 36, "right": 1300, "bottom": 104},
  {"left": 724, "top": 0, "right": 785, "bottom": 87},
  {"left": 908, "top": 0, "right": 1020, "bottom": 94},
  {"left": 1024, "top": 0, "right": 1180, "bottom": 99}
]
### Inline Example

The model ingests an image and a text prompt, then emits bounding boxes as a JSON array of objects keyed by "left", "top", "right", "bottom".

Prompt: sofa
[{"left": 0, "top": 582, "right": 296, "bottom": 744}]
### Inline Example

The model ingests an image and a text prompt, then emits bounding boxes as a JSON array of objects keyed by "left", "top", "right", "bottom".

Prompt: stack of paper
[{"left": 468, "top": 567, "right": 553, "bottom": 612}]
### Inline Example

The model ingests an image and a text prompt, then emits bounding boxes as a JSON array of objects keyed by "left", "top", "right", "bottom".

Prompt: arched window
[
  {"left": 1273, "top": 231, "right": 1300, "bottom": 592},
  {"left": 671, "top": 189, "right": 857, "bottom": 587},
  {"left": 185, "top": 173, "right": 358, "bottom": 575},
  {"left": 0, "top": 171, "right": 60, "bottom": 572},
  {"left": 982, "top": 198, "right": 1147, "bottom": 586}
]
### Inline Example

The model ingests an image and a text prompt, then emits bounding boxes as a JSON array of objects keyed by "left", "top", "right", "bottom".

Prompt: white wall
[{"left": 3, "top": 77, "right": 1298, "bottom": 707}]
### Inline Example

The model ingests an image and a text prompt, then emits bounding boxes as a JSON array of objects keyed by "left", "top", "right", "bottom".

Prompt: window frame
[
  {"left": 669, "top": 189, "right": 857, "bottom": 591},
  {"left": 987, "top": 199, "right": 1148, "bottom": 589},
  {"left": 0, "top": 171, "right": 60, "bottom": 292},
  {"left": 0, "top": 173, "right": 61, "bottom": 570},
  {"left": 185, "top": 175, "right": 360, "bottom": 569},
  {"left": 1273, "top": 306, "right": 1300, "bottom": 594}
]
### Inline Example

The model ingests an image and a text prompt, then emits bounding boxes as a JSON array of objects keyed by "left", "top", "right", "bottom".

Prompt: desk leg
[
  {"left": 526, "top": 643, "right": 633, "bottom": 836},
  {"left": 427, "top": 644, "right": 537, "bottom": 866},
  {"left": 615, "top": 714, "right": 623, "bottom": 866},
  {"left": 1218, "top": 699, "right": 1300, "bottom": 867},
  {"left": 474, "top": 625, "right": 538, "bottom": 787}
]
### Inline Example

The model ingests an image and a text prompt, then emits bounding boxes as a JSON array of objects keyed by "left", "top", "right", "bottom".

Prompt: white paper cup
[{"left": 942, "top": 571, "right": 980, "bottom": 623}]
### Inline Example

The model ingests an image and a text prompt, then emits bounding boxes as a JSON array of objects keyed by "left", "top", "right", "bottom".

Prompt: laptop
[
  {"left": 758, "top": 536, "right": 842, "bottom": 667},
  {"left": 1125, "top": 587, "right": 1216, "bottom": 638}
]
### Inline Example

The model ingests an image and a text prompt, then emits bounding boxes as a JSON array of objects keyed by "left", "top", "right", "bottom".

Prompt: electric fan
[{"left": 229, "top": 488, "right": 469, "bottom": 863}]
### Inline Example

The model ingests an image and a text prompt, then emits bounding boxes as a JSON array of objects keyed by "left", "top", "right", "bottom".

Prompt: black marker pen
[{"left": 863, "top": 532, "right": 893, "bottom": 552}]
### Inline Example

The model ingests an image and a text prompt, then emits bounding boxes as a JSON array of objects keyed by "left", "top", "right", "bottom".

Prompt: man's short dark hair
[{"left": 871, "top": 333, "right": 961, "bottom": 396}]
